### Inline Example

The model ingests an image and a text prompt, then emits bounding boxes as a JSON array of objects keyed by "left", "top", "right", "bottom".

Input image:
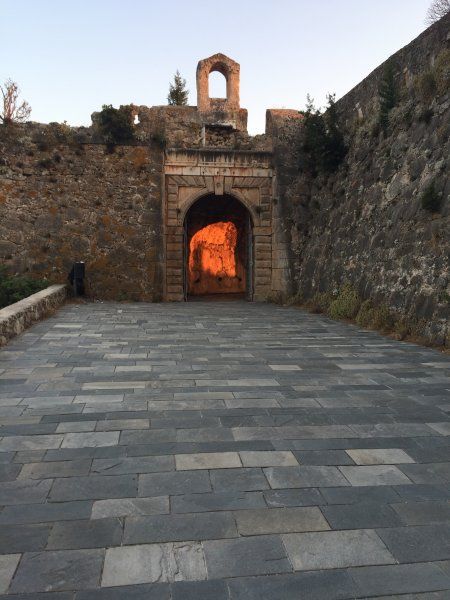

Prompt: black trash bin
[{"left": 68, "top": 262, "right": 85, "bottom": 296}]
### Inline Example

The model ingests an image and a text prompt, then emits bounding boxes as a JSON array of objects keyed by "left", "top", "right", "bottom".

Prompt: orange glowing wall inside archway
[{"left": 188, "top": 221, "right": 245, "bottom": 295}]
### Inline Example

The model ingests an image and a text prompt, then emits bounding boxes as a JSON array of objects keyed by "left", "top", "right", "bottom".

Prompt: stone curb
[{"left": 0, "top": 284, "right": 67, "bottom": 346}]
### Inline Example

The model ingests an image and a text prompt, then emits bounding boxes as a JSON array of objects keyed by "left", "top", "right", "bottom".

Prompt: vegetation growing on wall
[
  {"left": 426, "top": 0, "right": 450, "bottom": 24},
  {"left": 378, "top": 62, "right": 398, "bottom": 131},
  {"left": 420, "top": 181, "right": 442, "bottom": 212},
  {"left": 293, "top": 283, "right": 441, "bottom": 346},
  {"left": 0, "top": 266, "right": 48, "bottom": 309},
  {"left": 300, "top": 94, "right": 347, "bottom": 176},
  {"left": 167, "top": 71, "right": 189, "bottom": 106},
  {"left": 0, "top": 79, "right": 31, "bottom": 125},
  {"left": 94, "top": 104, "right": 135, "bottom": 146}
]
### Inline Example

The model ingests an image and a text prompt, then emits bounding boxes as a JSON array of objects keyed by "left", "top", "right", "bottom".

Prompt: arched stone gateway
[{"left": 164, "top": 148, "right": 274, "bottom": 301}]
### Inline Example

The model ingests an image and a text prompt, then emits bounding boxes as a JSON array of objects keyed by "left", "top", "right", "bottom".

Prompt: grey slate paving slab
[
  {"left": 377, "top": 524, "right": 450, "bottom": 563},
  {"left": 75, "top": 583, "right": 170, "bottom": 599},
  {"left": 348, "top": 563, "right": 450, "bottom": 597},
  {"left": 293, "top": 450, "right": 355, "bottom": 465},
  {"left": 203, "top": 535, "right": 292, "bottom": 578},
  {"left": 264, "top": 487, "right": 325, "bottom": 507},
  {"left": 264, "top": 465, "right": 350, "bottom": 488},
  {"left": 322, "top": 501, "right": 403, "bottom": 529},
  {"left": 0, "top": 500, "right": 93, "bottom": 524},
  {"left": 101, "top": 542, "right": 206, "bottom": 586},
  {"left": 123, "top": 511, "right": 237, "bottom": 543},
  {"left": 233, "top": 506, "right": 329, "bottom": 535},
  {"left": 282, "top": 529, "right": 395, "bottom": 570},
  {"left": 0, "top": 523, "right": 51, "bottom": 552},
  {"left": 50, "top": 474, "right": 137, "bottom": 501},
  {"left": 1, "top": 301, "right": 450, "bottom": 597},
  {"left": 391, "top": 501, "right": 450, "bottom": 525},
  {"left": 210, "top": 467, "right": 269, "bottom": 491},
  {"left": 226, "top": 570, "right": 359, "bottom": 600},
  {"left": 47, "top": 517, "right": 123, "bottom": 549},
  {"left": 91, "top": 496, "right": 168, "bottom": 518},
  {"left": 171, "top": 579, "right": 229, "bottom": 600},
  {"left": 171, "top": 490, "right": 266, "bottom": 512},
  {"left": 0, "top": 593, "right": 74, "bottom": 600},
  {"left": 10, "top": 548, "right": 104, "bottom": 592},
  {"left": 19, "top": 458, "right": 92, "bottom": 479},
  {"left": 0, "top": 554, "right": 21, "bottom": 594},
  {"left": 91, "top": 455, "right": 173, "bottom": 475},
  {"left": 393, "top": 484, "right": 450, "bottom": 502},
  {"left": 319, "top": 484, "right": 401, "bottom": 504},
  {"left": 339, "top": 464, "right": 413, "bottom": 486},
  {"left": 138, "top": 470, "right": 211, "bottom": 497}
]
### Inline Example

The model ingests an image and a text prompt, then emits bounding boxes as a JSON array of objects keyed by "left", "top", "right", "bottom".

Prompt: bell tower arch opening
[
  {"left": 184, "top": 194, "right": 253, "bottom": 300},
  {"left": 208, "top": 70, "right": 227, "bottom": 100}
]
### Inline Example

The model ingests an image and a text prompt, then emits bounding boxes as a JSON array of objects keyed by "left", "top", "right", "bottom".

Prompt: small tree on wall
[
  {"left": 167, "top": 71, "right": 189, "bottom": 106},
  {"left": 0, "top": 79, "right": 31, "bottom": 124},
  {"left": 300, "top": 94, "right": 347, "bottom": 176}
]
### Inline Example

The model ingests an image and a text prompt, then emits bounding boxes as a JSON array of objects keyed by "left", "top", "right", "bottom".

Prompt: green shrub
[
  {"left": 417, "top": 70, "right": 437, "bottom": 102},
  {"left": 286, "top": 292, "right": 303, "bottom": 306},
  {"left": 378, "top": 62, "right": 397, "bottom": 131},
  {"left": 305, "top": 290, "right": 334, "bottom": 313},
  {"left": 434, "top": 49, "right": 450, "bottom": 95},
  {"left": 48, "top": 121, "right": 74, "bottom": 143},
  {"left": 355, "top": 299, "right": 375, "bottom": 327},
  {"left": 418, "top": 107, "right": 434, "bottom": 124},
  {"left": 327, "top": 283, "right": 361, "bottom": 320},
  {"left": 300, "top": 94, "right": 347, "bottom": 176},
  {"left": 393, "top": 314, "right": 427, "bottom": 341},
  {"left": 37, "top": 157, "right": 53, "bottom": 169},
  {"left": 0, "top": 266, "right": 48, "bottom": 309},
  {"left": 370, "top": 304, "right": 394, "bottom": 330},
  {"left": 420, "top": 181, "right": 441, "bottom": 212},
  {"left": 356, "top": 299, "right": 394, "bottom": 330},
  {"left": 94, "top": 104, "right": 135, "bottom": 146}
]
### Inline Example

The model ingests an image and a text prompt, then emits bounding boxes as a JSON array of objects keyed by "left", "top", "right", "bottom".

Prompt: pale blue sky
[{"left": 1, "top": 0, "right": 432, "bottom": 134}]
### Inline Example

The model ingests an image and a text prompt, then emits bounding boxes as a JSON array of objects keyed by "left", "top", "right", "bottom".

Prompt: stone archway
[
  {"left": 163, "top": 148, "right": 275, "bottom": 302},
  {"left": 184, "top": 193, "right": 253, "bottom": 299}
]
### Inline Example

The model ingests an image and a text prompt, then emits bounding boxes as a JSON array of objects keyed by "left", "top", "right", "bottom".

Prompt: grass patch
[
  {"left": 0, "top": 266, "right": 48, "bottom": 309},
  {"left": 327, "top": 283, "right": 361, "bottom": 320}
]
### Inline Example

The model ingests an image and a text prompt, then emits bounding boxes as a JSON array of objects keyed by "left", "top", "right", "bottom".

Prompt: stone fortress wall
[
  {"left": 272, "top": 13, "right": 450, "bottom": 344},
  {"left": 0, "top": 18, "right": 449, "bottom": 340}
]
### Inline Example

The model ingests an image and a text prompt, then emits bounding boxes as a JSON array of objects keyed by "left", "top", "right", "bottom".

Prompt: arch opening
[
  {"left": 184, "top": 194, "right": 253, "bottom": 300},
  {"left": 208, "top": 70, "right": 227, "bottom": 99}
]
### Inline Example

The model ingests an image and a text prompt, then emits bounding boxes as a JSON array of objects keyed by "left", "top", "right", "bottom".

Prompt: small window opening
[{"left": 209, "top": 71, "right": 227, "bottom": 99}]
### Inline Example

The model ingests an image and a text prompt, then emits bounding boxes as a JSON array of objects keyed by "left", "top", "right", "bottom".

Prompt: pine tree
[{"left": 167, "top": 71, "right": 189, "bottom": 106}]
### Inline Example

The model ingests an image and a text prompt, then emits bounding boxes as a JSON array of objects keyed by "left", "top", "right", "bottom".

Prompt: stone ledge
[{"left": 0, "top": 284, "right": 67, "bottom": 346}]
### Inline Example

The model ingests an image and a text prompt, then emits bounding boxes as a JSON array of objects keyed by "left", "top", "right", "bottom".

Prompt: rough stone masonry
[{"left": 0, "top": 16, "right": 449, "bottom": 342}]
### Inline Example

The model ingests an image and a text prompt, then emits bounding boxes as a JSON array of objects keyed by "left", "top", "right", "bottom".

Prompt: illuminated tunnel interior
[{"left": 185, "top": 194, "right": 251, "bottom": 298}]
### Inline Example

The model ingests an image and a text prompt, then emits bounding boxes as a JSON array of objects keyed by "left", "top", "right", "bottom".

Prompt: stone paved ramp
[{"left": 0, "top": 301, "right": 450, "bottom": 599}]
